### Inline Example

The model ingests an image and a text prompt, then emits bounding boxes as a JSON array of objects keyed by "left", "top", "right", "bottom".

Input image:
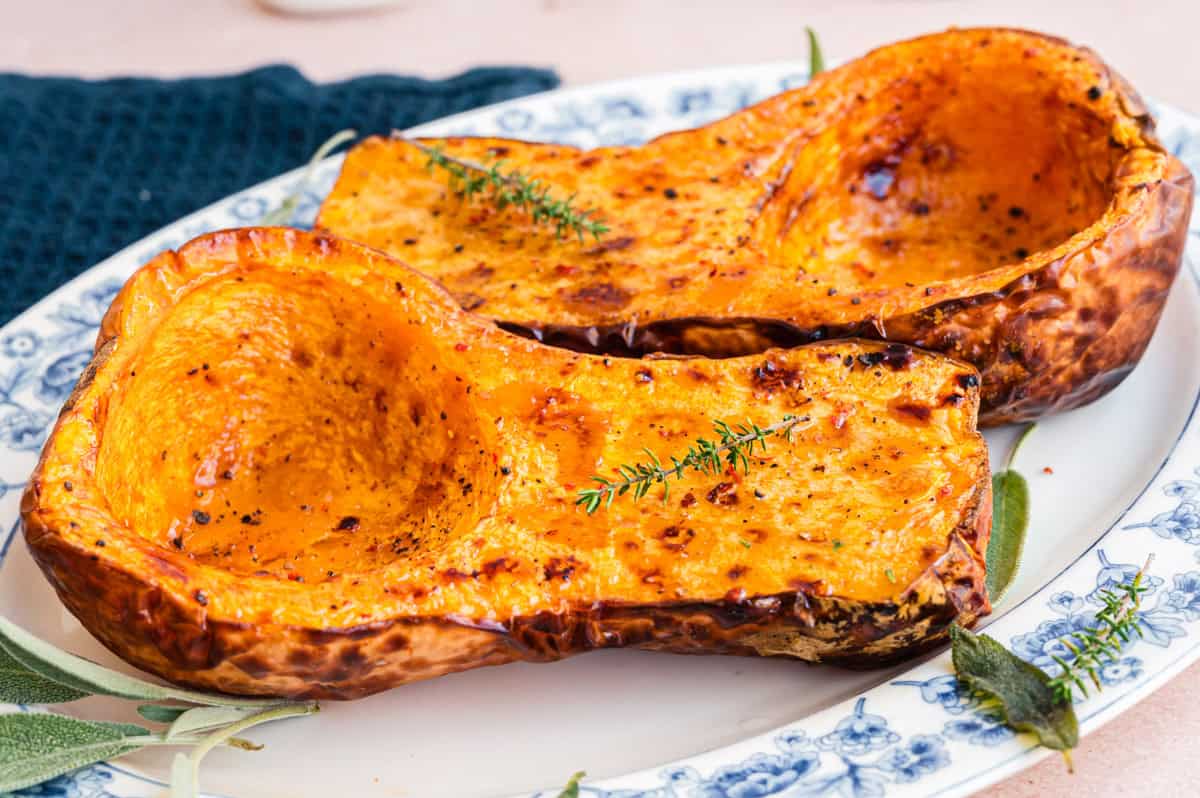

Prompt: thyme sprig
[
  {"left": 397, "top": 135, "right": 609, "bottom": 242},
  {"left": 577, "top": 415, "right": 807, "bottom": 514},
  {"left": 1047, "top": 557, "right": 1152, "bottom": 703}
]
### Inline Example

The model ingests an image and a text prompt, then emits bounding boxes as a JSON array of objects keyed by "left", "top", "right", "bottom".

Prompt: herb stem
[
  {"left": 1007, "top": 422, "right": 1037, "bottom": 471},
  {"left": 577, "top": 415, "right": 807, "bottom": 514},
  {"left": 397, "top": 135, "right": 609, "bottom": 242},
  {"left": 261, "top": 129, "right": 357, "bottom": 226},
  {"left": 1046, "top": 556, "right": 1152, "bottom": 703},
  {"left": 174, "top": 703, "right": 318, "bottom": 796}
]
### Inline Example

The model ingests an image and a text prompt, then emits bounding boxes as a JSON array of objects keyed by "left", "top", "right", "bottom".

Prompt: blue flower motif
[
  {"left": 1166, "top": 571, "right": 1200, "bottom": 620},
  {"left": 496, "top": 108, "right": 534, "bottom": 133},
  {"left": 942, "top": 716, "right": 1016, "bottom": 746},
  {"left": 1011, "top": 613, "right": 1097, "bottom": 673},
  {"left": 877, "top": 735, "right": 950, "bottom": 783},
  {"left": 1, "top": 331, "right": 41, "bottom": 359},
  {"left": 35, "top": 350, "right": 93, "bottom": 404},
  {"left": 817, "top": 698, "right": 899, "bottom": 756},
  {"left": 8, "top": 766, "right": 116, "bottom": 796},
  {"left": 892, "top": 674, "right": 973, "bottom": 714},
  {"left": 1048, "top": 591, "right": 1085, "bottom": 616},
  {"left": 0, "top": 407, "right": 51, "bottom": 450},
  {"left": 1099, "top": 656, "right": 1144, "bottom": 687},
  {"left": 1125, "top": 502, "right": 1200, "bottom": 544},
  {"left": 1135, "top": 607, "right": 1187, "bottom": 648},
  {"left": 599, "top": 98, "right": 647, "bottom": 121},
  {"left": 231, "top": 195, "right": 269, "bottom": 222},
  {"left": 775, "top": 729, "right": 811, "bottom": 754},
  {"left": 1165, "top": 480, "right": 1200, "bottom": 499},
  {"left": 707, "top": 753, "right": 816, "bottom": 798},
  {"left": 1088, "top": 550, "right": 1164, "bottom": 602},
  {"left": 51, "top": 280, "right": 122, "bottom": 333},
  {"left": 672, "top": 89, "right": 713, "bottom": 116}
]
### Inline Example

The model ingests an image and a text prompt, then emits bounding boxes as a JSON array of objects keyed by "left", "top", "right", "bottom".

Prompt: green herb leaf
[
  {"left": 557, "top": 771, "right": 586, "bottom": 798},
  {"left": 166, "top": 706, "right": 260, "bottom": 740},
  {"left": 261, "top": 128, "right": 358, "bottom": 226},
  {"left": 0, "top": 712, "right": 152, "bottom": 792},
  {"left": 806, "top": 27, "right": 825, "bottom": 76},
  {"left": 986, "top": 470, "right": 1030, "bottom": 601},
  {"left": 0, "top": 617, "right": 276, "bottom": 708},
  {"left": 950, "top": 624, "right": 1078, "bottom": 753},
  {"left": 0, "top": 645, "right": 88, "bottom": 705},
  {"left": 985, "top": 423, "right": 1035, "bottom": 603},
  {"left": 578, "top": 415, "right": 805, "bottom": 513},
  {"left": 404, "top": 139, "right": 609, "bottom": 242},
  {"left": 137, "top": 704, "right": 189, "bottom": 723}
]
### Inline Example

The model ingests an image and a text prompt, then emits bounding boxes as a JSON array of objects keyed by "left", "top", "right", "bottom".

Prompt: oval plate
[{"left": 2, "top": 62, "right": 1199, "bottom": 798}]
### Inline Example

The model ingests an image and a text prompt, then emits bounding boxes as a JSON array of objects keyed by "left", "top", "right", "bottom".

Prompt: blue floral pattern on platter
[{"left": 0, "top": 62, "right": 1199, "bottom": 798}]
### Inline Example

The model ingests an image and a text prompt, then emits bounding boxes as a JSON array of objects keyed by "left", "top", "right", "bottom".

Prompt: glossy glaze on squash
[
  {"left": 22, "top": 229, "right": 991, "bottom": 699},
  {"left": 318, "top": 27, "right": 1193, "bottom": 426}
]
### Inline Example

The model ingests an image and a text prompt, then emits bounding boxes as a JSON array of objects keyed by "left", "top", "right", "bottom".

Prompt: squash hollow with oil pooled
[
  {"left": 317, "top": 27, "right": 1193, "bottom": 426},
  {"left": 22, "top": 228, "right": 991, "bottom": 699}
]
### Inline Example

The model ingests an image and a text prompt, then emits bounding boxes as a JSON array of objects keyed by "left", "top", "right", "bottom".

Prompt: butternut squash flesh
[
  {"left": 23, "top": 229, "right": 990, "bottom": 698},
  {"left": 318, "top": 27, "right": 1193, "bottom": 426}
]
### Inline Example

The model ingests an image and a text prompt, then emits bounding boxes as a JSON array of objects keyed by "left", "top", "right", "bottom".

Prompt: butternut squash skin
[
  {"left": 317, "top": 27, "right": 1194, "bottom": 426},
  {"left": 22, "top": 229, "right": 990, "bottom": 699}
]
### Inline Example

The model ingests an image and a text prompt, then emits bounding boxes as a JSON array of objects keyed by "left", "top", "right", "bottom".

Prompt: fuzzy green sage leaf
[
  {"left": 0, "top": 617, "right": 276, "bottom": 708},
  {"left": 0, "top": 644, "right": 88, "bottom": 705},
  {"left": 0, "top": 712, "right": 151, "bottom": 792},
  {"left": 985, "top": 423, "right": 1035, "bottom": 603},
  {"left": 950, "top": 624, "right": 1078, "bottom": 756},
  {"left": 557, "top": 770, "right": 586, "bottom": 798},
  {"left": 806, "top": 27, "right": 825, "bottom": 76}
]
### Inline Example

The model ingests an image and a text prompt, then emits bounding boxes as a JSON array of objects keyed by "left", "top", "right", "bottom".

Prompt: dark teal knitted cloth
[{"left": 0, "top": 64, "right": 559, "bottom": 325}]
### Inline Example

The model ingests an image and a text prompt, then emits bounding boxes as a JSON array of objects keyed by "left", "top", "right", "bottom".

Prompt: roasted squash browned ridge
[
  {"left": 23, "top": 228, "right": 990, "bottom": 699},
  {"left": 318, "top": 27, "right": 1194, "bottom": 426}
]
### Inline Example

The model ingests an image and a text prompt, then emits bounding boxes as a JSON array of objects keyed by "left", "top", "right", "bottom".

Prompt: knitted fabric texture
[{"left": 0, "top": 64, "right": 559, "bottom": 324}]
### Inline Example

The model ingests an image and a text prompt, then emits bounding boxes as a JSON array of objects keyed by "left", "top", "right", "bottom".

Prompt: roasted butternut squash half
[
  {"left": 22, "top": 228, "right": 991, "bottom": 699},
  {"left": 318, "top": 27, "right": 1194, "bottom": 426}
]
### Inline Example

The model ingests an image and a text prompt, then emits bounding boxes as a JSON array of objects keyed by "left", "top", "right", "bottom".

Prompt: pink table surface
[{"left": 6, "top": 1, "right": 1200, "bottom": 795}]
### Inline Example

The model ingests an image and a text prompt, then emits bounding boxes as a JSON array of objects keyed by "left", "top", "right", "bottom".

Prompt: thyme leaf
[
  {"left": 400, "top": 136, "right": 609, "bottom": 242},
  {"left": 577, "top": 415, "right": 807, "bottom": 513}
]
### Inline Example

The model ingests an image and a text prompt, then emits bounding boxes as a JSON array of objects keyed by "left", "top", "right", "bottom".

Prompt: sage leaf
[
  {"left": 986, "top": 469, "right": 1030, "bottom": 601},
  {"left": 0, "top": 617, "right": 276, "bottom": 708},
  {"left": 950, "top": 624, "right": 1078, "bottom": 752},
  {"left": 0, "top": 712, "right": 151, "bottom": 792},
  {"left": 138, "top": 704, "right": 188, "bottom": 723},
  {"left": 557, "top": 771, "right": 586, "bottom": 798},
  {"left": 985, "top": 422, "right": 1036, "bottom": 603},
  {"left": 0, "top": 645, "right": 88, "bottom": 705},
  {"left": 806, "top": 27, "right": 825, "bottom": 76},
  {"left": 166, "top": 706, "right": 259, "bottom": 740}
]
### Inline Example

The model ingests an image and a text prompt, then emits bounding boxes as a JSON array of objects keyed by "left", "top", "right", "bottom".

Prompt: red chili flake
[
  {"left": 454, "top": 343, "right": 469, "bottom": 351},
  {"left": 1043, "top": 466, "right": 1054, "bottom": 475}
]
